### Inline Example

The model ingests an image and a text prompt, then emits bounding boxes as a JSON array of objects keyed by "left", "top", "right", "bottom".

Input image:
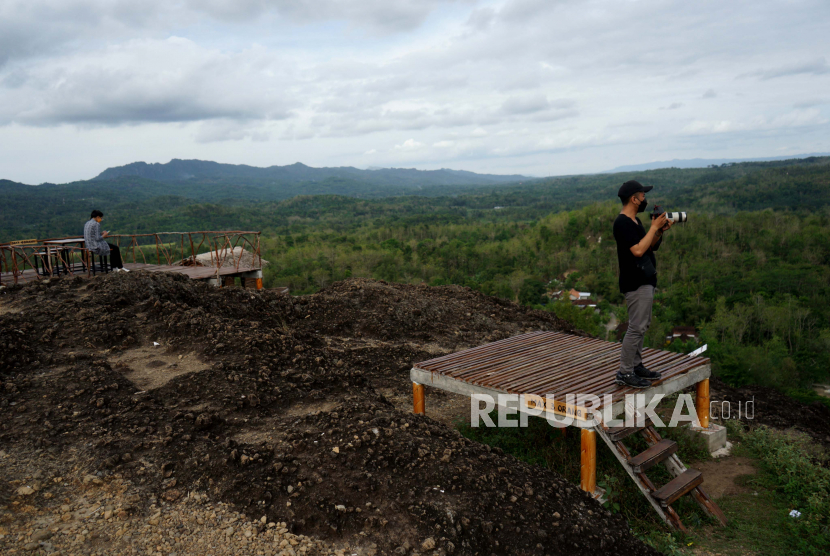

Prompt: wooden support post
[
  {"left": 696, "top": 378, "right": 710, "bottom": 429},
  {"left": 580, "top": 428, "right": 597, "bottom": 494},
  {"left": 223, "top": 276, "right": 235, "bottom": 287},
  {"left": 413, "top": 382, "right": 425, "bottom": 415}
]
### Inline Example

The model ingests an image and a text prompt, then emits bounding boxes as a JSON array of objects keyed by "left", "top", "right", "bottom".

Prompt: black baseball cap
[{"left": 618, "top": 180, "right": 653, "bottom": 199}]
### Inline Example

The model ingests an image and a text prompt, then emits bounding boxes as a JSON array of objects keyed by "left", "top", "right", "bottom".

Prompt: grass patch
[
  {"left": 690, "top": 481, "right": 798, "bottom": 555},
  {"left": 729, "top": 425, "right": 830, "bottom": 554},
  {"left": 783, "top": 387, "right": 830, "bottom": 410}
]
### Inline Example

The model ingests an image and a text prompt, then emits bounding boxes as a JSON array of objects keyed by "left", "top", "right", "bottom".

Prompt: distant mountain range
[
  {"left": 4, "top": 155, "right": 830, "bottom": 241},
  {"left": 604, "top": 153, "right": 830, "bottom": 173},
  {"left": 94, "top": 159, "right": 529, "bottom": 188}
]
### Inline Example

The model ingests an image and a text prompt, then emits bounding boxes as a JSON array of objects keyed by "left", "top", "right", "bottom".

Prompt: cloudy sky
[{"left": 1, "top": 0, "right": 829, "bottom": 184}]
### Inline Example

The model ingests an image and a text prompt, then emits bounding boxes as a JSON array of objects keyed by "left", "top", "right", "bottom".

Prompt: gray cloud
[
  {"left": 793, "top": 98, "right": 828, "bottom": 109},
  {"left": 0, "top": 1, "right": 167, "bottom": 66},
  {"left": 0, "top": 38, "right": 295, "bottom": 126},
  {"left": 1, "top": 0, "right": 830, "bottom": 183},
  {"left": 0, "top": 0, "right": 462, "bottom": 70},
  {"left": 188, "top": 0, "right": 472, "bottom": 32},
  {"left": 742, "top": 57, "right": 830, "bottom": 80},
  {"left": 501, "top": 94, "right": 551, "bottom": 114},
  {"left": 465, "top": 7, "right": 496, "bottom": 31}
]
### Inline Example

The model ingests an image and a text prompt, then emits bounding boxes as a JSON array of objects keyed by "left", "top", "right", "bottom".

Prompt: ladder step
[
  {"left": 627, "top": 439, "right": 678, "bottom": 473},
  {"left": 606, "top": 417, "right": 655, "bottom": 441},
  {"left": 652, "top": 469, "right": 704, "bottom": 507}
]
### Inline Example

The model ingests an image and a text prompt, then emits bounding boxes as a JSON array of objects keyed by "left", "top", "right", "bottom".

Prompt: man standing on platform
[{"left": 613, "top": 180, "right": 672, "bottom": 388}]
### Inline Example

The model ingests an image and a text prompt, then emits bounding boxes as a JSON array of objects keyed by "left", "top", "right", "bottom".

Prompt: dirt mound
[
  {"left": 0, "top": 273, "right": 656, "bottom": 555},
  {"left": 710, "top": 377, "right": 830, "bottom": 449}
]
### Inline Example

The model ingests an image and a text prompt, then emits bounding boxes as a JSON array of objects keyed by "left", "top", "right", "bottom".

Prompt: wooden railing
[{"left": 0, "top": 231, "right": 261, "bottom": 285}]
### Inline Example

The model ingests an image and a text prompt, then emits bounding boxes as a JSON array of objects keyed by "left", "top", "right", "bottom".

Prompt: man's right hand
[{"left": 650, "top": 213, "right": 668, "bottom": 231}]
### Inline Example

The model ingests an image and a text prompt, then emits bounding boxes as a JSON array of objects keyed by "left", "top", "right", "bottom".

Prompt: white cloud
[
  {"left": 1, "top": 0, "right": 830, "bottom": 183},
  {"left": 683, "top": 109, "right": 826, "bottom": 135},
  {"left": 394, "top": 138, "right": 423, "bottom": 150},
  {"left": 194, "top": 119, "right": 271, "bottom": 143},
  {"left": 683, "top": 120, "right": 740, "bottom": 135},
  {"left": 742, "top": 57, "right": 830, "bottom": 80}
]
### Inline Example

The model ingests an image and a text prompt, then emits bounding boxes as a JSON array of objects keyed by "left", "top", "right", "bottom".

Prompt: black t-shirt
[{"left": 613, "top": 214, "right": 660, "bottom": 294}]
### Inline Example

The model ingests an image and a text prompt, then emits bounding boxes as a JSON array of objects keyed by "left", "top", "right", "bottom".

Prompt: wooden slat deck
[
  {"left": 123, "top": 263, "right": 258, "bottom": 280},
  {"left": 411, "top": 330, "right": 710, "bottom": 420},
  {"left": 0, "top": 268, "right": 40, "bottom": 286},
  {"left": 408, "top": 330, "right": 724, "bottom": 530},
  {"left": 2, "top": 263, "right": 259, "bottom": 285}
]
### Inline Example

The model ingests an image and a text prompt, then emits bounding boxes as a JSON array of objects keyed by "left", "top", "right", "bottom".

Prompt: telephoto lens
[{"left": 666, "top": 212, "right": 687, "bottom": 223}]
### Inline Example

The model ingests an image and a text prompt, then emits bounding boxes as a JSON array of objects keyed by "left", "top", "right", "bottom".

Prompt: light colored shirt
[{"left": 83, "top": 219, "right": 110, "bottom": 255}]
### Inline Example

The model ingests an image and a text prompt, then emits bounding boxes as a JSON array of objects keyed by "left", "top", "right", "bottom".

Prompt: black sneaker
[
  {"left": 615, "top": 371, "right": 651, "bottom": 389},
  {"left": 634, "top": 363, "right": 662, "bottom": 381}
]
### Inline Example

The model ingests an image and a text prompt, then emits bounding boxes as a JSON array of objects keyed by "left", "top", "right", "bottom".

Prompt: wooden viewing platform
[
  {"left": 410, "top": 330, "right": 727, "bottom": 531},
  {"left": 1, "top": 231, "right": 273, "bottom": 290},
  {"left": 0, "top": 262, "right": 263, "bottom": 287}
]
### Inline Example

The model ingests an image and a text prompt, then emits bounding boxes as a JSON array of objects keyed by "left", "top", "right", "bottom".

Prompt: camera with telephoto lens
[{"left": 651, "top": 205, "right": 687, "bottom": 223}]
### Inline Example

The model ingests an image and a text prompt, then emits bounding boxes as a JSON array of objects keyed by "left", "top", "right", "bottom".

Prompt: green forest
[
  {"left": 255, "top": 200, "right": 830, "bottom": 391},
  {"left": 3, "top": 156, "right": 830, "bottom": 397}
]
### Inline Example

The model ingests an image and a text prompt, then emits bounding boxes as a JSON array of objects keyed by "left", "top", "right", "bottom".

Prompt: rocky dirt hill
[{"left": 0, "top": 273, "right": 659, "bottom": 555}]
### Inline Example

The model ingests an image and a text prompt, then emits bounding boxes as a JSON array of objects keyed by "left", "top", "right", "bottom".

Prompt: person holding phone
[
  {"left": 613, "top": 180, "right": 672, "bottom": 388},
  {"left": 83, "top": 210, "right": 128, "bottom": 272}
]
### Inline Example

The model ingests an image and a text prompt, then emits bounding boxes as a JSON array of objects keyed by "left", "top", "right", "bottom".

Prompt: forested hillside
[
  {"left": 3, "top": 156, "right": 829, "bottom": 240},
  {"left": 255, "top": 200, "right": 830, "bottom": 388},
  {"left": 94, "top": 159, "right": 528, "bottom": 186},
  {"left": 3, "top": 156, "right": 830, "bottom": 396}
]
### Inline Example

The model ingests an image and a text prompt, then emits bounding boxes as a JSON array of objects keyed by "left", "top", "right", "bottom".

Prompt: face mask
[{"left": 637, "top": 197, "right": 648, "bottom": 213}]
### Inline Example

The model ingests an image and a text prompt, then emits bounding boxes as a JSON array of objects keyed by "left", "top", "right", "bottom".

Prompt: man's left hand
[{"left": 662, "top": 219, "right": 674, "bottom": 232}]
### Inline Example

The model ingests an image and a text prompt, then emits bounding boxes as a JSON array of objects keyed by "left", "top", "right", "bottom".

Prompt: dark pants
[
  {"left": 619, "top": 285, "right": 655, "bottom": 374},
  {"left": 106, "top": 243, "right": 123, "bottom": 269}
]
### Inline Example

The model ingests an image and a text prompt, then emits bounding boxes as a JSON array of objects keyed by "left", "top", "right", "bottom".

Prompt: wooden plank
[
  {"left": 652, "top": 469, "right": 703, "bottom": 506},
  {"left": 607, "top": 366, "right": 711, "bottom": 416},
  {"left": 410, "top": 367, "right": 600, "bottom": 428},
  {"left": 217, "top": 265, "right": 256, "bottom": 276},
  {"left": 690, "top": 486, "right": 728, "bottom": 526},
  {"left": 628, "top": 439, "right": 678, "bottom": 473},
  {"left": 606, "top": 416, "right": 656, "bottom": 441},
  {"left": 595, "top": 427, "right": 671, "bottom": 524},
  {"left": 414, "top": 330, "right": 710, "bottom": 412},
  {"left": 643, "top": 428, "right": 728, "bottom": 526}
]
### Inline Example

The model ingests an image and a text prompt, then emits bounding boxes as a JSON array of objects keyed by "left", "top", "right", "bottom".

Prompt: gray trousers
[{"left": 619, "top": 285, "right": 654, "bottom": 374}]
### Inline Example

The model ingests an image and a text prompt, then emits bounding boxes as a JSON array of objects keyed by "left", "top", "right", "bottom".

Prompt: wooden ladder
[{"left": 595, "top": 419, "right": 728, "bottom": 532}]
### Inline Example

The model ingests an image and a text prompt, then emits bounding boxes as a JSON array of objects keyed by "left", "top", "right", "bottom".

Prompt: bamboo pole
[
  {"left": 696, "top": 378, "right": 710, "bottom": 428},
  {"left": 413, "top": 383, "right": 425, "bottom": 415},
  {"left": 580, "top": 428, "right": 597, "bottom": 494}
]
